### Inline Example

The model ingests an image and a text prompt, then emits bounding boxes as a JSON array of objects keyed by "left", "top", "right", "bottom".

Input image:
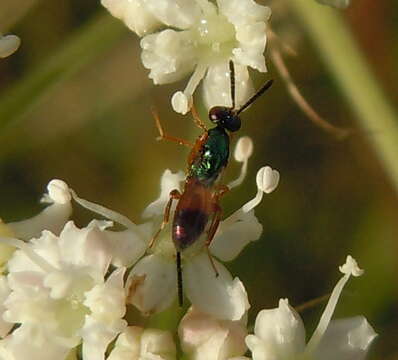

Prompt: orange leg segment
[
  {"left": 151, "top": 107, "right": 193, "bottom": 147},
  {"left": 148, "top": 189, "right": 181, "bottom": 249}
]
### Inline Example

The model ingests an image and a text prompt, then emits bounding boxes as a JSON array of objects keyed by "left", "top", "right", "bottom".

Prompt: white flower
[
  {"left": 108, "top": 326, "right": 176, "bottom": 360},
  {"left": 68, "top": 160, "right": 278, "bottom": 320},
  {"left": 7, "top": 179, "right": 72, "bottom": 241},
  {"left": 0, "top": 221, "right": 127, "bottom": 360},
  {"left": 0, "top": 34, "right": 20, "bottom": 58},
  {"left": 179, "top": 306, "right": 247, "bottom": 360},
  {"left": 0, "top": 276, "right": 12, "bottom": 337},
  {"left": 0, "top": 180, "right": 72, "bottom": 271},
  {"left": 245, "top": 256, "right": 377, "bottom": 360},
  {"left": 102, "top": 0, "right": 271, "bottom": 114}
]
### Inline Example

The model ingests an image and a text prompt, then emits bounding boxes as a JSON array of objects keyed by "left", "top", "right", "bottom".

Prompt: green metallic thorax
[{"left": 188, "top": 126, "right": 230, "bottom": 186}]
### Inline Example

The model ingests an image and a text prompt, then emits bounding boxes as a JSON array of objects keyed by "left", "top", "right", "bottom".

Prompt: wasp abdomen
[
  {"left": 172, "top": 179, "right": 213, "bottom": 251},
  {"left": 173, "top": 208, "right": 209, "bottom": 250}
]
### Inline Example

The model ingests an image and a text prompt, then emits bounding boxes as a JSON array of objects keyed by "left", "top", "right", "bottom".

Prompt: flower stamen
[{"left": 305, "top": 255, "right": 364, "bottom": 354}]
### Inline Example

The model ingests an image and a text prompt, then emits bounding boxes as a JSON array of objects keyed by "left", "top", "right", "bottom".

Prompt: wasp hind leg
[
  {"left": 148, "top": 189, "right": 181, "bottom": 249},
  {"left": 205, "top": 203, "right": 223, "bottom": 278},
  {"left": 205, "top": 187, "right": 230, "bottom": 277}
]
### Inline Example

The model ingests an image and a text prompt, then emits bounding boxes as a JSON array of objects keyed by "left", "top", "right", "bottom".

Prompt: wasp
[{"left": 151, "top": 61, "right": 273, "bottom": 306}]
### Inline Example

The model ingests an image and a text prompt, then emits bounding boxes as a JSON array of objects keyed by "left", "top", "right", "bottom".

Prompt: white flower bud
[
  {"left": 47, "top": 179, "right": 72, "bottom": 204},
  {"left": 339, "top": 255, "right": 364, "bottom": 277},
  {"left": 172, "top": 91, "right": 190, "bottom": 114},
  {"left": 0, "top": 34, "right": 20, "bottom": 58},
  {"left": 242, "top": 166, "right": 280, "bottom": 213},
  {"left": 256, "top": 166, "right": 279, "bottom": 194},
  {"left": 234, "top": 136, "right": 253, "bottom": 163}
]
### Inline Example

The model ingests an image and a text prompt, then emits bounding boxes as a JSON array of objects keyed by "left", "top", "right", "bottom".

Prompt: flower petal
[
  {"left": 203, "top": 62, "right": 254, "bottom": 110},
  {"left": 313, "top": 316, "right": 377, "bottom": 360},
  {"left": 104, "top": 224, "right": 151, "bottom": 267},
  {"left": 141, "top": 30, "right": 197, "bottom": 85},
  {"left": 184, "top": 253, "right": 249, "bottom": 321},
  {"left": 232, "top": 22, "right": 267, "bottom": 72},
  {"left": 0, "top": 276, "right": 12, "bottom": 337},
  {"left": 140, "top": 328, "right": 177, "bottom": 360},
  {"left": 246, "top": 299, "right": 305, "bottom": 359},
  {"left": 0, "top": 325, "right": 73, "bottom": 360},
  {"left": 179, "top": 306, "right": 247, "bottom": 360},
  {"left": 143, "top": 169, "right": 185, "bottom": 219},
  {"left": 107, "top": 326, "right": 143, "bottom": 360},
  {"left": 7, "top": 202, "right": 72, "bottom": 241},
  {"left": 217, "top": 0, "right": 271, "bottom": 25},
  {"left": 144, "top": 0, "right": 201, "bottom": 29},
  {"left": 218, "top": 0, "right": 270, "bottom": 72},
  {"left": 58, "top": 221, "right": 112, "bottom": 277},
  {"left": 84, "top": 267, "right": 127, "bottom": 322},
  {"left": 126, "top": 254, "right": 176, "bottom": 315},
  {"left": 210, "top": 209, "right": 262, "bottom": 262},
  {"left": 80, "top": 315, "right": 127, "bottom": 360},
  {"left": 101, "top": 0, "right": 162, "bottom": 36},
  {"left": 108, "top": 326, "right": 176, "bottom": 360}
]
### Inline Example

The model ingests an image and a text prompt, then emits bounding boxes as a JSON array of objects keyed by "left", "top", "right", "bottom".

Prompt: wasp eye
[
  {"left": 209, "top": 106, "right": 226, "bottom": 122},
  {"left": 209, "top": 106, "right": 241, "bottom": 132}
]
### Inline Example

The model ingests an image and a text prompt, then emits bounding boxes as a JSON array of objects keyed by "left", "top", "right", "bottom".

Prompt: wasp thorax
[{"left": 209, "top": 106, "right": 241, "bottom": 132}]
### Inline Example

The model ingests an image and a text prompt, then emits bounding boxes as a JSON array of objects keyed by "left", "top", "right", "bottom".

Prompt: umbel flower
[
  {"left": 0, "top": 219, "right": 127, "bottom": 360},
  {"left": 177, "top": 256, "right": 377, "bottom": 360},
  {"left": 101, "top": 0, "right": 271, "bottom": 114},
  {"left": 0, "top": 174, "right": 377, "bottom": 360},
  {"left": 69, "top": 149, "right": 279, "bottom": 321},
  {"left": 245, "top": 256, "right": 377, "bottom": 360}
]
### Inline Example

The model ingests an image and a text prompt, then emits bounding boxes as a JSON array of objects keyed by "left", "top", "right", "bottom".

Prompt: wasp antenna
[
  {"left": 237, "top": 79, "right": 274, "bottom": 115},
  {"left": 229, "top": 60, "right": 236, "bottom": 109},
  {"left": 176, "top": 251, "right": 184, "bottom": 307}
]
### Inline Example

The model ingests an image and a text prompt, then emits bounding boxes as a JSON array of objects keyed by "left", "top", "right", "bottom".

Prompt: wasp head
[{"left": 208, "top": 106, "right": 241, "bottom": 132}]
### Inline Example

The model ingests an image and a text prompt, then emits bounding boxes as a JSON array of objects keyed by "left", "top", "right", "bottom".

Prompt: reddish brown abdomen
[{"left": 172, "top": 179, "right": 213, "bottom": 251}]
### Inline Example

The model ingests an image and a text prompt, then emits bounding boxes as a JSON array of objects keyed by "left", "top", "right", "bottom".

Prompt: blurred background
[{"left": 0, "top": 0, "right": 397, "bottom": 358}]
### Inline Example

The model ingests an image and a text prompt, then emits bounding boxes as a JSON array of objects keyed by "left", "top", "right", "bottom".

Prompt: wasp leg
[
  {"left": 151, "top": 107, "right": 193, "bottom": 147},
  {"left": 205, "top": 203, "right": 223, "bottom": 278},
  {"left": 214, "top": 184, "right": 229, "bottom": 198},
  {"left": 176, "top": 251, "right": 184, "bottom": 307},
  {"left": 191, "top": 103, "right": 208, "bottom": 132},
  {"left": 148, "top": 189, "right": 181, "bottom": 249},
  {"left": 204, "top": 186, "right": 230, "bottom": 277}
]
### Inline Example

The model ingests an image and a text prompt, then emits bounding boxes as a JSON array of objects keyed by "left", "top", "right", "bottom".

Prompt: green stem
[
  {"left": 0, "top": 12, "right": 126, "bottom": 133},
  {"left": 288, "top": 0, "right": 398, "bottom": 193}
]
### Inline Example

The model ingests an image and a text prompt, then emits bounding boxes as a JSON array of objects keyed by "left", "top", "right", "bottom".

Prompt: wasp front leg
[{"left": 148, "top": 189, "right": 181, "bottom": 249}]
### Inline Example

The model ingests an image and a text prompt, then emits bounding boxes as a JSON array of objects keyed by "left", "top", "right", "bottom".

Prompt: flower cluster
[
  {"left": 0, "top": 137, "right": 304, "bottom": 359},
  {"left": 101, "top": 0, "right": 271, "bottom": 114},
  {"left": 0, "top": 1, "right": 378, "bottom": 358}
]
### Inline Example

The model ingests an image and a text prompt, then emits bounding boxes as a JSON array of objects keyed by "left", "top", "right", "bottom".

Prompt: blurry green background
[{"left": 0, "top": 0, "right": 397, "bottom": 358}]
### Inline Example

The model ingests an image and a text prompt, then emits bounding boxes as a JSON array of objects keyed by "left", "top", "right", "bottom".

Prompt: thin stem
[
  {"left": 268, "top": 31, "right": 350, "bottom": 139},
  {"left": 288, "top": 0, "right": 398, "bottom": 194}
]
